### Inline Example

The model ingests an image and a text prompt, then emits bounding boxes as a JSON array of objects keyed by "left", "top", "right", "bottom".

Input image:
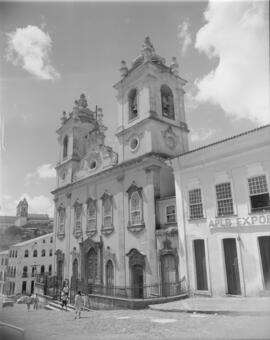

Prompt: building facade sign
[{"left": 209, "top": 214, "right": 270, "bottom": 229}]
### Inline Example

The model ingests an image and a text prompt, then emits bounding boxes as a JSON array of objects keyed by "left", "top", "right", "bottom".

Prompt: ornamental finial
[
  {"left": 120, "top": 60, "right": 128, "bottom": 77},
  {"left": 61, "top": 111, "right": 67, "bottom": 125},
  {"left": 170, "top": 56, "right": 179, "bottom": 76}
]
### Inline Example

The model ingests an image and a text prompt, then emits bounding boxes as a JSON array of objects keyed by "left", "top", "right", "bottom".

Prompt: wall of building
[
  {"left": 173, "top": 127, "right": 270, "bottom": 297},
  {"left": 6, "top": 233, "right": 54, "bottom": 295}
]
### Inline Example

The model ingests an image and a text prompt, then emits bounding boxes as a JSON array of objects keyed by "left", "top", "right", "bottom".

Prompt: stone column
[
  {"left": 116, "top": 173, "right": 126, "bottom": 287},
  {"left": 65, "top": 192, "right": 72, "bottom": 283},
  {"left": 144, "top": 165, "right": 161, "bottom": 285}
]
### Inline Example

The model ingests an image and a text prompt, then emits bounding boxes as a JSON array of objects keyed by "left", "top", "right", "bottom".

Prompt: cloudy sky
[{"left": 0, "top": 0, "right": 269, "bottom": 217}]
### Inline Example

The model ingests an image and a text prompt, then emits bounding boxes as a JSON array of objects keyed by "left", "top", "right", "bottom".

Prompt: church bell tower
[{"left": 113, "top": 37, "right": 189, "bottom": 163}]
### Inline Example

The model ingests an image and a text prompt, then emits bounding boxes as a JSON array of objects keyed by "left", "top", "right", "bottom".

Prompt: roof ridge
[{"left": 179, "top": 124, "right": 270, "bottom": 157}]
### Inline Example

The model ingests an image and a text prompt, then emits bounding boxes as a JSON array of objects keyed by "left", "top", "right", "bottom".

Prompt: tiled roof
[{"left": 179, "top": 124, "right": 270, "bottom": 157}]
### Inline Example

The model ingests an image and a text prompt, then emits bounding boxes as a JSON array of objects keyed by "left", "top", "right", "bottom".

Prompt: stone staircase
[{"left": 45, "top": 299, "right": 93, "bottom": 312}]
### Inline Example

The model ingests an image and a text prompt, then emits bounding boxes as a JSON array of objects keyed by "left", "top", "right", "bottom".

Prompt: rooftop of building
[
  {"left": 10, "top": 232, "right": 53, "bottom": 248},
  {"left": 178, "top": 124, "right": 270, "bottom": 158},
  {"left": 0, "top": 250, "right": 9, "bottom": 255}
]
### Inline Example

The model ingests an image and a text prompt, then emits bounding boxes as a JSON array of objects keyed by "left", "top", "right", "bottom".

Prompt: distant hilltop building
[{"left": 0, "top": 198, "right": 53, "bottom": 251}]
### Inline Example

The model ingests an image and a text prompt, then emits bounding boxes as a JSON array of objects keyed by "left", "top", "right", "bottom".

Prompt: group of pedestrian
[
  {"left": 61, "top": 282, "right": 84, "bottom": 319},
  {"left": 26, "top": 293, "right": 39, "bottom": 312}
]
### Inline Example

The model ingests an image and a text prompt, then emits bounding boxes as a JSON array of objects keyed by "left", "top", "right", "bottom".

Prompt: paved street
[{"left": 1, "top": 304, "right": 270, "bottom": 340}]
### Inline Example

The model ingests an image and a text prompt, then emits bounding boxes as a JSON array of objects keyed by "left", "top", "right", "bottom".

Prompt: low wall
[{"left": 87, "top": 293, "right": 188, "bottom": 310}]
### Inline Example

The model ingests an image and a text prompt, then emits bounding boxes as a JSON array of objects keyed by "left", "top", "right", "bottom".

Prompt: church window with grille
[
  {"left": 166, "top": 205, "right": 176, "bottom": 223},
  {"left": 58, "top": 207, "right": 66, "bottom": 235},
  {"left": 103, "top": 195, "right": 113, "bottom": 227},
  {"left": 87, "top": 199, "right": 97, "bottom": 231},
  {"left": 161, "top": 85, "right": 175, "bottom": 120},
  {"left": 63, "top": 135, "right": 68, "bottom": 159},
  {"left": 189, "top": 189, "right": 204, "bottom": 219},
  {"left": 128, "top": 88, "right": 138, "bottom": 120},
  {"left": 215, "top": 182, "right": 234, "bottom": 216},
  {"left": 248, "top": 175, "right": 270, "bottom": 213},
  {"left": 74, "top": 203, "right": 83, "bottom": 231},
  {"left": 130, "top": 191, "right": 142, "bottom": 225}
]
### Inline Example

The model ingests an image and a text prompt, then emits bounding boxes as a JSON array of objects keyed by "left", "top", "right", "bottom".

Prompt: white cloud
[
  {"left": 5, "top": 25, "right": 60, "bottom": 80},
  {"left": 26, "top": 163, "right": 56, "bottom": 181},
  {"left": 190, "top": 127, "right": 216, "bottom": 143},
  {"left": 0, "top": 193, "right": 54, "bottom": 217},
  {"left": 36, "top": 164, "right": 56, "bottom": 179},
  {"left": 194, "top": 1, "right": 269, "bottom": 125},
  {"left": 177, "top": 20, "right": 192, "bottom": 56}
]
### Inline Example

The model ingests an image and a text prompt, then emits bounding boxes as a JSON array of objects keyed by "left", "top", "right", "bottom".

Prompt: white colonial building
[
  {"left": 172, "top": 125, "right": 270, "bottom": 297},
  {"left": 6, "top": 233, "right": 54, "bottom": 295},
  {"left": 52, "top": 37, "right": 188, "bottom": 299},
  {"left": 0, "top": 250, "right": 8, "bottom": 295}
]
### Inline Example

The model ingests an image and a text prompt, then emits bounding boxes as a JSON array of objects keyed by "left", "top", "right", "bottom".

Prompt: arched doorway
[
  {"left": 126, "top": 248, "right": 145, "bottom": 299},
  {"left": 106, "top": 260, "right": 114, "bottom": 295},
  {"left": 132, "top": 264, "right": 144, "bottom": 298},
  {"left": 86, "top": 248, "right": 97, "bottom": 284},
  {"left": 161, "top": 254, "right": 177, "bottom": 296}
]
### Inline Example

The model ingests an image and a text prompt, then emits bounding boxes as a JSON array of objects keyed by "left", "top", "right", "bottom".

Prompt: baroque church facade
[{"left": 52, "top": 37, "right": 188, "bottom": 298}]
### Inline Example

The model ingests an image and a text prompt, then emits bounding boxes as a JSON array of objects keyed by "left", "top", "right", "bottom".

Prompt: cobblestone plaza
[{"left": 1, "top": 304, "right": 270, "bottom": 340}]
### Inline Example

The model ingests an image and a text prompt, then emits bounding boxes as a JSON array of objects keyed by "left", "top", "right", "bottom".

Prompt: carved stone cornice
[
  {"left": 101, "top": 225, "right": 114, "bottom": 236},
  {"left": 127, "top": 222, "right": 145, "bottom": 233}
]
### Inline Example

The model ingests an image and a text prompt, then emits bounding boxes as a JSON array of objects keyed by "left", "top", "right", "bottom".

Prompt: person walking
[
  {"left": 61, "top": 291, "right": 68, "bottom": 311},
  {"left": 74, "top": 291, "right": 83, "bottom": 319},
  {"left": 26, "top": 294, "right": 32, "bottom": 312},
  {"left": 33, "top": 294, "right": 39, "bottom": 310}
]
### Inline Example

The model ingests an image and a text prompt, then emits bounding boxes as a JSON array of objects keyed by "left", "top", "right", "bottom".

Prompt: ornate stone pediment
[
  {"left": 82, "top": 237, "right": 101, "bottom": 254},
  {"left": 70, "top": 247, "right": 80, "bottom": 261},
  {"left": 55, "top": 249, "right": 65, "bottom": 262},
  {"left": 162, "top": 125, "right": 177, "bottom": 150},
  {"left": 126, "top": 248, "right": 146, "bottom": 267},
  {"left": 104, "top": 248, "right": 118, "bottom": 270}
]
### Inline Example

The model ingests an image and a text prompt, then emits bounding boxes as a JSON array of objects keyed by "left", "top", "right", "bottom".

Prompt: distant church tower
[
  {"left": 114, "top": 37, "right": 189, "bottom": 163},
  {"left": 16, "top": 198, "right": 28, "bottom": 217}
]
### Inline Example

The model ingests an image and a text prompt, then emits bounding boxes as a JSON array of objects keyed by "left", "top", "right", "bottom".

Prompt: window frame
[
  {"left": 24, "top": 249, "right": 29, "bottom": 258},
  {"left": 215, "top": 182, "right": 235, "bottom": 217},
  {"left": 126, "top": 182, "right": 144, "bottom": 230},
  {"left": 160, "top": 84, "right": 175, "bottom": 120},
  {"left": 102, "top": 194, "right": 113, "bottom": 228},
  {"left": 188, "top": 188, "right": 204, "bottom": 220},
  {"left": 166, "top": 205, "right": 176, "bottom": 224},
  {"left": 128, "top": 88, "right": 139, "bottom": 121},
  {"left": 86, "top": 198, "right": 97, "bottom": 232},
  {"left": 247, "top": 174, "right": 270, "bottom": 213},
  {"left": 57, "top": 206, "right": 66, "bottom": 237},
  {"left": 63, "top": 135, "right": 68, "bottom": 160}
]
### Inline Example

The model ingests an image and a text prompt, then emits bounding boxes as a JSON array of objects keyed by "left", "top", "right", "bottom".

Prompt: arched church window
[
  {"left": 24, "top": 250, "right": 29, "bottom": 258},
  {"left": 63, "top": 135, "right": 68, "bottom": 159},
  {"left": 58, "top": 207, "right": 66, "bottom": 235},
  {"left": 128, "top": 88, "right": 138, "bottom": 121},
  {"left": 126, "top": 182, "right": 144, "bottom": 229},
  {"left": 33, "top": 249, "right": 38, "bottom": 257},
  {"left": 74, "top": 202, "right": 82, "bottom": 231},
  {"left": 103, "top": 195, "right": 113, "bottom": 227},
  {"left": 130, "top": 192, "right": 142, "bottom": 225},
  {"left": 160, "top": 85, "right": 175, "bottom": 119},
  {"left": 87, "top": 199, "right": 97, "bottom": 231},
  {"left": 41, "top": 249, "right": 46, "bottom": 257},
  {"left": 49, "top": 249, "right": 53, "bottom": 256}
]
